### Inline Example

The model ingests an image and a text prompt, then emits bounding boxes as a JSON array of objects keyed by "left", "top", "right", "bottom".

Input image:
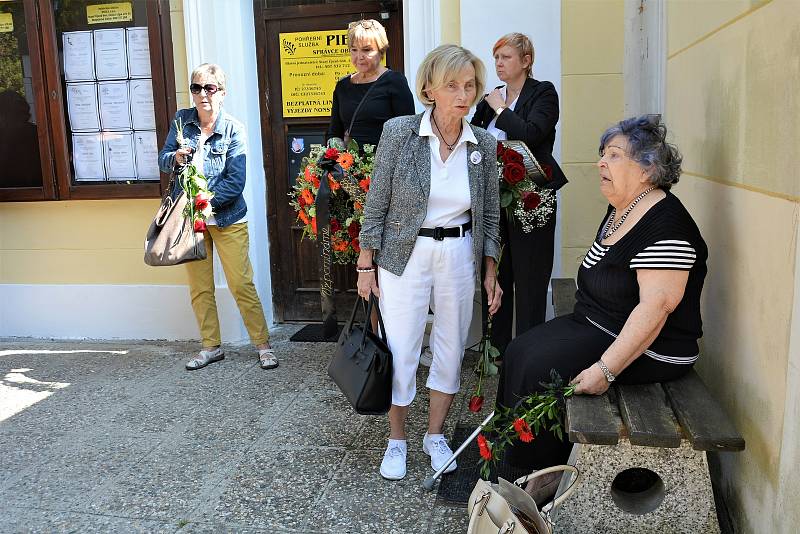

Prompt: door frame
[{"left": 254, "top": 1, "right": 404, "bottom": 323}]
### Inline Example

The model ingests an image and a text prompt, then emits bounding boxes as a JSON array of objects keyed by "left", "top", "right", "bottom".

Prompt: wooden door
[{"left": 254, "top": 1, "right": 404, "bottom": 322}]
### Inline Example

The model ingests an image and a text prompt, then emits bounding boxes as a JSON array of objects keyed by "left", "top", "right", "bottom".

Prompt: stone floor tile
[
  {"left": 428, "top": 501, "right": 470, "bottom": 533},
  {"left": 308, "top": 449, "right": 436, "bottom": 533},
  {"left": 0, "top": 507, "right": 176, "bottom": 534},
  {"left": 203, "top": 448, "right": 346, "bottom": 532}
]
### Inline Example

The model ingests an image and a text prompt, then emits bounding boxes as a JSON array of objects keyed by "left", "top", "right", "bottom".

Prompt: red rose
[
  {"left": 496, "top": 142, "right": 507, "bottom": 158},
  {"left": 324, "top": 147, "right": 340, "bottom": 160},
  {"left": 330, "top": 218, "right": 342, "bottom": 233},
  {"left": 347, "top": 220, "right": 360, "bottom": 239},
  {"left": 351, "top": 238, "right": 360, "bottom": 253},
  {"left": 502, "top": 161, "right": 526, "bottom": 185},
  {"left": 468, "top": 395, "right": 484, "bottom": 413},
  {"left": 513, "top": 418, "right": 535, "bottom": 443},
  {"left": 504, "top": 149, "right": 523, "bottom": 164},
  {"left": 193, "top": 219, "right": 207, "bottom": 233},
  {"left": 541, "top": 163, "right": 553, "bottom": 181},
  {"left": 477, "top": 434, "right": 493, "bottom": 461},
  {"left": 194, "top": 192, "right": 210, "bottom": 211},
  {"left": 522, "top": 191, "right": 541, "bottom": 211}
]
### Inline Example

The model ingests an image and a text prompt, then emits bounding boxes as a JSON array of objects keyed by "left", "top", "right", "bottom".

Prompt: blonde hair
[
  {"left": 190, "top": 63, "right": 227, "bottom": 90},
  {"left": 415, "top": 45, "right": 486, "bottom": 107},
  {"left": 347, "top": 19, "right": 389, "bottom": 57},
  {"left": 493, "top": 32, "right": 534, "bottom": 77}
]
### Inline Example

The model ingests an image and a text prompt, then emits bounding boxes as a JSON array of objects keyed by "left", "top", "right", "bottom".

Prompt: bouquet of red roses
[
  {"left": 289, "top": 141, "right": 375, "bottom": 264},
  {"left": 174, "top": 118, "right": 214, "bottom": 233},
  {"left": 497, "top": 141, "right": 556, "bottom": 232},
  {"left": 476, "top": 370, "right": 575, "bottom": 479}
]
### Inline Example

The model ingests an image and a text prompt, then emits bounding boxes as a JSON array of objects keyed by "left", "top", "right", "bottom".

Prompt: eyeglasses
[
  {"left": 348, "top": 20, "right": 376, "bottom": 29},
  {"left": 190, "top": 83, "right": 221, "bottom": 95}
]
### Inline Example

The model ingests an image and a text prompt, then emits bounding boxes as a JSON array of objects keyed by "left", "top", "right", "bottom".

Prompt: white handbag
[{"left": 466, "top": 465, "right": 580, "bottom": 534}]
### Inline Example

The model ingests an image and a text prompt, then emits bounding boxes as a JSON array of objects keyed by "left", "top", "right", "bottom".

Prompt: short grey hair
[
  {"left": 415, "top": 45, "right": 485, "bottom": 108},
  {"left": 599, "top": 115, "right": 683, "bottom": 189},
  {"left": 190, "top": 63, "right": 226, "bottom": 90}
]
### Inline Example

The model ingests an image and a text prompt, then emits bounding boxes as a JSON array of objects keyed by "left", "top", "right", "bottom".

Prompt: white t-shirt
[
  {"left": 418, "top": 107, "right": 475, "bottom": 229},
  {"left": 485, "top": 86, "right": 519, "bottom": 141}
]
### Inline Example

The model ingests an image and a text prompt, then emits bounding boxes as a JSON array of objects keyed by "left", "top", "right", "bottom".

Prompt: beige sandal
[{"left": 258, "top": 348, "right": 279, "bottom": 370}]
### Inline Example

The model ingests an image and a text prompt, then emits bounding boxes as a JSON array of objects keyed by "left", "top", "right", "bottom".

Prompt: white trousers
[{"left": 378, "top": 233, "right": 476, "bottom": 406}]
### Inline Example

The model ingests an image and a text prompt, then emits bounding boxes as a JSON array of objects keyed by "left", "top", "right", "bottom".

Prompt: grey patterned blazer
[{"left": 359, "top": 112, "right": 501, "bottom": 277}]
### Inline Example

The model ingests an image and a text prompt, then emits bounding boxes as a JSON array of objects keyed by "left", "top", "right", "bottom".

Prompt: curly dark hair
[{"left": 598, "top": 115, "right": 683, "bottom": 189}]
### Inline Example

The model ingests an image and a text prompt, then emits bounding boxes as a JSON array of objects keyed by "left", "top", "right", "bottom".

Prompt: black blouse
[
  {"left": 573, "top": 191, "right": 708, "bottom": 363},
  {"left": 327, "top": 69, "right": 415, "bottom": 148}
]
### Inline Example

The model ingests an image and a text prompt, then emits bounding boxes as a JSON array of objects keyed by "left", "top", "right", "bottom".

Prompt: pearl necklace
[{"left": 602, "top": 186, "right": 657, "bottom": 239}]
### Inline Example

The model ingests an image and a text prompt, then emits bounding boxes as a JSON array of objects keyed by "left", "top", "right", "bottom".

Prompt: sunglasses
[
  {"left": 348, "top": 20, "right": 376, "bottom": 29},
  {"left": 189, "top": 83, "right": 221, "bottom": 95}
]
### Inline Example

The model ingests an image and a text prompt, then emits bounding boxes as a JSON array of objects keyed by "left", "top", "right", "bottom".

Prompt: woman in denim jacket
[{"left": 158, "top": 63, "right": 275, "bottom": 371}]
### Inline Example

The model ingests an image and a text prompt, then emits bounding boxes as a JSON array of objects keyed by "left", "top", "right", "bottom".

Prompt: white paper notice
[
  {"left": 72, "top": 133, "right": 105, "bottom": 181},
  {"left": 129, "top": 78, "right": 155, "bottom": 130},
  {"left": 98, "top": 81, "right": 132, "bottom": 130},
  {"left": 66, "top": 83, "right": 101, "bottom": 131},
  {"left": 94, "top": 28, "right": 128, "bottom": 80},
  {"left": 63, "top": 31, "right": 95, "bottom": 82},
  {"left": 102, "top": 131, "right": 137, "bottom": 180},
  {"left": 126, "top": 27, "right": 151, "bottom": 78},
  {"left": 134, "top": 130, "right": 160, "bottom": 180}
]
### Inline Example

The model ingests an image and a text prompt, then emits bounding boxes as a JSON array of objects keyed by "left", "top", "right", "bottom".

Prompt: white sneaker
[
  {"left": 420, "top": 346, "right": 433, "bottom": 367},
  {"left": 380, "top": 441, "right": 407, "bottom": 480},
  {"left": 423, "top": 433, "right": 456, "bottom": 473}
]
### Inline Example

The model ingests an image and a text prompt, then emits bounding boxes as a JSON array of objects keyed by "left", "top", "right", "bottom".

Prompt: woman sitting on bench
[{"left": 499, "top": 115, "right": 708, "bottom": 504}]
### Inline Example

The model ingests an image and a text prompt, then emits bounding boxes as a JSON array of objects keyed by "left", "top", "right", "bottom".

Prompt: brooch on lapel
[{"left": 470, "top": 151, "right": 482, "bottom": 164}]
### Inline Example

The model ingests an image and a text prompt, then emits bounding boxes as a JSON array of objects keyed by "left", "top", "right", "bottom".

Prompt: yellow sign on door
[
  {"left": 0, "top": 12, "right": 13, "bottom": 33},
  {"left": 86, "top": 2, "right": 132, "bottom": 25},
  {"left": 279, "top": 30, "right": 357, "bottom": 118}
]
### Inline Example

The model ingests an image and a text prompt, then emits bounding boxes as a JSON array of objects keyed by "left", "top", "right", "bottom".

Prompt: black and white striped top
[{"left": 574, "top": 191, "right": 708, "bottom": 364}]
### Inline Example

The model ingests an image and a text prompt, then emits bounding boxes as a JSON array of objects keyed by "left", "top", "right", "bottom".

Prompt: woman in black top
[
  {"left": 498, "top": 115, "right": 707, "bottom": 503},
  {"left": 327, "top": 19, "right": 415, "bottom": 148},
  {"left": 471, "top": 33, "right": 568, "bottom": 356}
]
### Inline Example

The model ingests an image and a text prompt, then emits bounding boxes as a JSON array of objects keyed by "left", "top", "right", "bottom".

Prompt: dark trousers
[
  {"left": 482, "top": 206, "right": 557, "bottom": 356},
  {"left": 499, "top": 313, "right": 692, "bottom": 470}
]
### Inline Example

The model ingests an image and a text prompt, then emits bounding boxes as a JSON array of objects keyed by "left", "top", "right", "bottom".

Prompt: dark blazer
[
  {"left": 359, "top": 113, "right": 501, "bottom": 277},
  {"left": 471, "top": 77, "right": 567, "bottom": 190}
]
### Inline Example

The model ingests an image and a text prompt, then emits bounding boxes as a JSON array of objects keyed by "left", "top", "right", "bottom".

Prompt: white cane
[{"left": 422, "top": 410, "right": 495, "bottom": 491}]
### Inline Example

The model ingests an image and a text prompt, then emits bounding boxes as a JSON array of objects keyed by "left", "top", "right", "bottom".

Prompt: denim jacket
[{"left": 158, "top": 108, "right": 248, "bottom": 227}]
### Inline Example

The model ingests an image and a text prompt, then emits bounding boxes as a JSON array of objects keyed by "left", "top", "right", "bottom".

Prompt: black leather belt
[{"left": 418, "top": 221, "right": 472, "bottom": 240}]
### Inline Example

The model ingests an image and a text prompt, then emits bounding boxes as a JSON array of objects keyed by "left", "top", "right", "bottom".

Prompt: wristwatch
[
  {"left": 495, "top": 106, "right": 505, "bottom": 116},
  {"left": 597, "top": 359, "right": 616, "bottom": 383}
]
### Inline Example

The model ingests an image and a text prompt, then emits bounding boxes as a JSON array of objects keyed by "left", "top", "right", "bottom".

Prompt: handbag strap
[
  {"left": 514, "top": 464, "right": 580, "bottom": 512},
  {"left": 345, "top": 70, "right": 386, "bottom": 140}
]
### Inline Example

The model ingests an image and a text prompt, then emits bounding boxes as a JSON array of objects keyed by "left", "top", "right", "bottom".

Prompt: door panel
[{"left": 255, "top": 1, "right": 404, "bottom": 322}]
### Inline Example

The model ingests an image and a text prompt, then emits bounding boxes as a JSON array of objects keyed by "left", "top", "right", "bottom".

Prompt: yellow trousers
[{"left": 185, "top": 223, "right": 269, "bottom": 348}]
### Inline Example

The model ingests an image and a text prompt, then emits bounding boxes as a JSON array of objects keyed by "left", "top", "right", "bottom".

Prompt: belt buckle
[{"left": 432, "top": 227, "right": 444, "bottom": 241}]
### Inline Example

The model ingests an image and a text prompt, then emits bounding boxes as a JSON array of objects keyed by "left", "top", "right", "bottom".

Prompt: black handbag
[{"left": 328, "top": 295, "right": 393, "bottom": 415}]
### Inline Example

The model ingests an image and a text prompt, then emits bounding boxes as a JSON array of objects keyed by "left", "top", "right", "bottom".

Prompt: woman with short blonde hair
[
  {"left": 357, "top": 44, "right": 502, "bottom": 481},
  {"left": 327, "top": 19, "right": 414, "bottom": 148},
  {"left": 471, "top": 32, "right": 568, "bottom": 361}
]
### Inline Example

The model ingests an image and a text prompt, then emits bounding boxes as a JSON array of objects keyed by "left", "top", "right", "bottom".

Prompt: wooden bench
[{"left": 549, "top": 278, "right": 745, "bottom": 534}]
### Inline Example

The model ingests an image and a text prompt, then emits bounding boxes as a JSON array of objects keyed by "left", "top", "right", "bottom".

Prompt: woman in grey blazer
[{"left": 357, "top": 45, "right": 503, "bottom": 481}]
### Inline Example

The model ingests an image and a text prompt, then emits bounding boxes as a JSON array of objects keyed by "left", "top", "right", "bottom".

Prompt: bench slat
[
  {"left": 566, "top": 393, "right": 621, "bottom": 445},
  {"left": 617, "top": 383, "right": 681, "bottom": 448},
  {"left": 663, "top": 370, "right": 746, "bottom": 452},
  {"left": 551, "top": 278, "right": 577, "bottom": 317}
]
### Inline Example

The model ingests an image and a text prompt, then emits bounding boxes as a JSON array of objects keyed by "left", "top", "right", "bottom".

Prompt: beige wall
[
  {"left": 0, "top": 1, "right": 190, "bottom": 287},
  {"left": 559, "top": 0, "right": 625, "bottom": 277},
  {"left": 666, "top": 0, "right": 800, "bottom": 531}
]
